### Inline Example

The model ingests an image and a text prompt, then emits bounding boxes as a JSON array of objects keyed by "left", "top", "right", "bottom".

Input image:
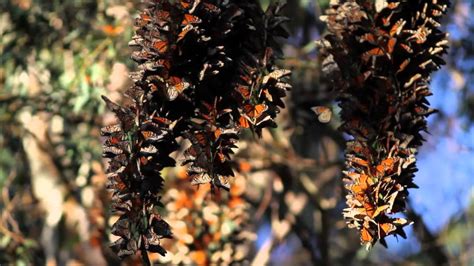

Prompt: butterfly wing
[{"left": 311, "top": 106, "right": 332, "bottom": 123}]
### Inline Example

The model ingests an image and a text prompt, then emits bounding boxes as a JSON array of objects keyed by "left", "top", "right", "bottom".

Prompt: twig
[
  {"left": 319, "top": 209, "right": 330, "bottom": 266},
  {"left": 255, "top": 174, "right": 274, "bottom": 220},
  {"left": 292, "top": 215, "right": 322, "bottom": 265},
  {"left": 141, "top": 248, "right": 151, "bottom": 266},
  {"left": 406, "top": 201, "right": 449, "bottom": 265},
  {"left": 0, "top": 170, "right": 26, "bottom": 244}
]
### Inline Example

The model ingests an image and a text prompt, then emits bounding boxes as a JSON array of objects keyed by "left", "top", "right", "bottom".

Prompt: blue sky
[{"left": 412, "top": 65, "right": 473, "bottom": 230}]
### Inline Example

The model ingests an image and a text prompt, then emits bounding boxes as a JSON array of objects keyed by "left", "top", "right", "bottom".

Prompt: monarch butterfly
[
  {"left": 243, "top": 104, "right": 267, "bottom": 119},
  {"left": 106, "top": 179, "right": 127, "bottom": 192},
  {"left": 135, "top": 12, "right": 151, "bottom": 28},
  {"left": 381, "top": 12, "right": 394, "bottom": 26},
  {"left": 240, "top": 74, "right": 253, "bottom": 85},
  {"left": 180, "top": 0, "right": 192, "bottom": 9},
  {"left": 214, "top": 128, "right": 222, "bottom": 139},
  {"left": 177, "top": 24, "right": 194, "bottom": 42},
  {"left": 376, "top": 158, "right": 396, "bottom": 174},
  {"left": 146, "top": 28, "right": 163, "bottom": 40},
  {"left": 105, "top": 136, "right": 123, "bottom": 146},
  {"left": 102, "top": 96, "right": 135, "bottom": 129},
  {"left": 102, "top": 25, "right": 123, "bottom": 36},
  {"left": 403, "top": 73, "right": 422, "bottom": 88},
  {"left": 386, "top": 2, "right": 400, "bottom": 9},
  {"left": 193, "top": 132, "right": 208, "bottom": 146},
  {"left": 364, "top": 202, "right": 376, "bottom": 217},
  {"left": 165, "top": 77, "right": 190, "bottom": 101},
  {"left": 143, "top": 59, "right": 170, "bottom": 72},
  {"left": 429, "top": 47, "right": 444, "bottom": 56},
  {"left": 436, "top": 39, "right": 449, "bottom": 47},
  {"left": 139, "top": 156, "right": 149, "bottom": 166},
  {"left": 239, "top": 116, "right": 250, "bottom": 128},
  {"left": 393, "top": 217, "right": 409, "bottom": 226},
  {"left": 353, "top": 70, "right": 372, "bottom": 88},
  {"left": 389, "top": 19, "right": 406, "bottom": 36},
  {"left": 347, "top": 141, "right": 371, "bottom": 157},
  {"left": 343, "top": 171, "right": 360, "bottom": 181},
  {"left": 275, "top": 81, "right": 292, "bottom": 90},
  {"left": 361, "top": 37, "right": 396, "bottom": 62},
  {"left": 419, "top": 59, "right": 433, "bottom": 69},
  {"left": 406, "top": 25, "right": 429, "bottom": 44},
  {"left": 255, "top": 119, "right": 275, "bottom": 133},
  {"left": 379, "top": 223, "right": 395, "bottom": 237},
  {"left": 262, "top": 69, "right": 291, "bottom": 85},
  {"left": 236, "top": 86, "right": 251, "bottom": 100},
  {"left": 190, "top": 172, "right": 212, "bottom": 186},
  {"left": 152, "top": 40, "right": 168, "bottom": 54},
  {"left": 399, "top": 42, "right": 413, "bottom": 53},
  {"left": 181, "top": 0, "right": 201, "bottom": 13},
  {"left": 101, "top": 124, "right": 122, "bottom": 136},
  {"left": 149, "top": 215, "right": 173, "bottom": 238},
  {"left": 151, "top": 116, "right": 171, "bottom": 125},
  {"left": 426, "top": 17, "right": 441, "bottom": 27},
  {"left": 158, "top": 59, "right": 171, "bottom": 70},
  {"left": 214, "top": 151, "right": 226, "bottom": 163},
  {"left": 155, "top": 10, "right": 170, "bottom": 24},
  {"left": 140, "top": 145, "right": 158, "bottom": 155},
  {"left": 181, "top": 14, "right": 201, "bottom": 26},
  {"left": 198, "top": 63, "right": 210, "bottom": 81},
  {"left": 360, "top": 227, "right": 374, "bottom": 243},
  {"left": 103, "top": 146, "right": 125, "bottom": 157},
  {"left": 348, "top": 155, "right": 370, "bottom": 168},
  {"left": 185, "top": 145, "right": 199, "bottom": 159},
  {"left": 141, "top": 131, "right": 162, "bottom": 141},
  {"left": 202, "top": 2, "right": 220, "bottom": 13},
  {"left": 431, "top": 8, "right": 444, "bottom": 17},
  {"left": 131, "top": 50, "right": 153, "bottom": 62},
  {"left": 397, "top": 58, "right": 410, "bottom": 74},
  {"left": 362, "top": 47, "right": 384, "bottom": 62},
  {"left": 359, "top": 32, "right": 376, "bottom": 44},
  {"left": 344, "top": 118, "right": 371, "bottom": 138},
  {"left": 350, "top": 174, "right": 369, "bottom": 195},
  {"left": 124, "top": 85, "right": 144, "bottom": 102},
  {"left": 311, "top": 106, "right": 332, "bottom": 123}
]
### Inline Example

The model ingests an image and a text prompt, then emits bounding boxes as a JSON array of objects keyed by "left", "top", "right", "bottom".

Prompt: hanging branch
[
  {"left": 317, "top": 0, "right": 450, "bottom": 248},
  {"left": 101, "top": 0, "right": 290, "bottom": 259}
]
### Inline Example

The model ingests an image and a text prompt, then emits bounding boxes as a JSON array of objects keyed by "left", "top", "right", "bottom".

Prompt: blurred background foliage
[{"left": 0, "top": 0, "right": 472, "bottom": 265}]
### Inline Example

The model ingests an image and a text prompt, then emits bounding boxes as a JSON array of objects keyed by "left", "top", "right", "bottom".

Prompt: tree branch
[{"left": 406, "top": 202, "right": 449, "bottom": 265}]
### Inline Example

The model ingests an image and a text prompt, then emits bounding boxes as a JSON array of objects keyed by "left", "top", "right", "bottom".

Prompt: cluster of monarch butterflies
[
  {"left": 161, "top": 173, "right": 250, "bottom": 264},
  {"left": 318, "top": 0, "right": 449, "bottom": 248},
  {"left": 101, "top": 0, "right": 290, "bottom": 258}
]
